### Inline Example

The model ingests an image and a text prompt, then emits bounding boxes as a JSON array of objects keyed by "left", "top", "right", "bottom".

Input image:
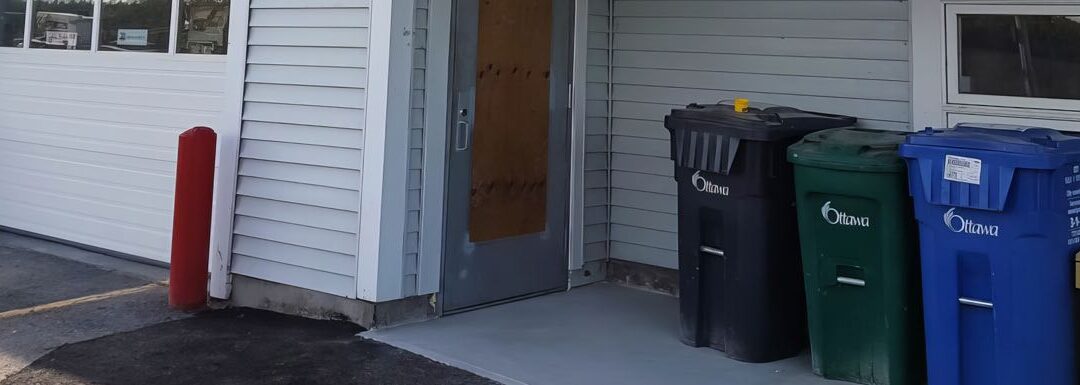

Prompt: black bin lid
[{"left": 665, "top": 103, "right": 858, "bottom": 142}]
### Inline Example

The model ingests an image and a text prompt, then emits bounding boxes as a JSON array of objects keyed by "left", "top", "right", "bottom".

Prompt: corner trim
[{"left": 208, "top": 0, "right": 252, "bottom": 299}]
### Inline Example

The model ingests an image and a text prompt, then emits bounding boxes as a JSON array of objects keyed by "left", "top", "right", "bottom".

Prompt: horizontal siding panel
[
  {"left": 233, "top": 235, "right": 355, "bottom": 276},
  {"left": 0, "top": 63, "right": 225, "bottom": 92},
  {"left": 611, "top": 188, "right": 676, "bottom": 214},
  {"left": 247, "top": 46, "right": 368, "bottom": 68},
  {"left": 0, "top": 199, "right": 170, "bottom": 259},
  {"left": 611, "top": 241, "right": 677, "bottom": 270},
  {"left": 613, "top": 67, "right": 909, "bottom": 102},
  {"left": 237, "top": 159, "right": 362, "bottom": 191},
  {"left": 241, "top": 121, "right": 364, "bottom": 149},
  {"left": 585, "top": 242, "right": 608, "bottom": 263},
  {"left": 0, "top": 77, "right": 223, "bottom": 112},
  {"left": 0, "top": 53, "right": 225, "bottom": 73},
  {"left": 251, "top": 0, "right": 371, "bottom": 9},
  {"left": 616, "top": 17, "right": 908, "bottom": 40},
  {"left": 235, "top": 196, "right": 357, "bottom": 233},
  {"left": 611, "top": 206, "right": 676, "bottom": 233},
  {"left": 0, "top": 94, "right": 219, "bottom": 130},
  {"left": 239, "top": 139, "right": 363, "bottom": 170},
  {"left": 0, "top": 111, "right": 177, "bottom": 148},
  {"left": 236, "top": 176, "right": 359, "bottom": 212},
  {"left": 249, "top": 8, "right": 371, "bottom": 28},
  {"left": 615, "top": 1, "right": 908, "bottom": 20},
  {"left": 0, "top": 137, "right": 174, "bottom": 174},
  {"left": 0, "top": 181, "right": 170, "bottom": 231},
  {"left": 232, "top": 255, "right": 354, "bottom": 298},
  {"left": 0, "top": 164, "right": 172, "bottom": 210},
  {"left": 243, "top": 102, "right": 365, "bottom": 130},
  {"left": 233, "top": 215, "right": 357, "bottom": 255},
  {"left": 611, "top": 224, "right": 676, "bottom": 251},
  {"left": 611, "top": 170, "right": 675, "bottom": 195},
  {"left": 246, "top": 64, "right": 368, "bottom": 88},
  {"left": 612, "top": 98, "right": 907, "bottom": 127},
  {"left": 613, "top": 34, "right": 908, "bottom": 61},
  {"left": 0, "top": 143, "right": 173, "bottom": 193},
  {"left": 0, "top": 126, "right": 175, "bottom": 162},
  {"left": 249, "top": 27, "right": 370, "bottom": 48},
  {"left": 245, "top": 83, "right": 367, "bottom": 109},
  {"left": 611, "top": 152, "right": 671, "bottom": 176},
  {"left": 614, "top": 51, "right": 909, "bottom": 81}
]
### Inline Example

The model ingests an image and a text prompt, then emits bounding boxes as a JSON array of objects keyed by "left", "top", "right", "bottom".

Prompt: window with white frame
[
  {"left": 0, "top": 0, "right": 26, "bottom": 47},
  {"left": 946, "top": 4, "right": 1080, "bottom": 111},
  {"left": 1, "top": 0, "right": 227, "bottom": 54}
]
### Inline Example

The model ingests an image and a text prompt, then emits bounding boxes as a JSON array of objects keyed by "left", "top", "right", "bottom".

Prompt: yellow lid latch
[{"left": 734, "top": 98, "right": 750, "bottom": 113}]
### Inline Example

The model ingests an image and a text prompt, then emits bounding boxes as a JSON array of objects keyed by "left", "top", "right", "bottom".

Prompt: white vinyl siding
[
  {"left": 0, "top": 51, "right": 226, "bottom": 263},
  {"left": 231, "top": 0, "right": 371, "bottom": 297},
  {"left": 584, "top": 0, "right": 611, "bottom": 264},
  {"left": 607, "top": 0, "right": 911, "bottom": 269},
  {"left": 402, "top": 0, "right": 428, "bottom": 298}
]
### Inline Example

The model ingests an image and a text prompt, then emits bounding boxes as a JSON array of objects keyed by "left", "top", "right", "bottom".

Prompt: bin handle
[
  {"left": 959, "top": 297, "right": 994, "bottom": 309},
  {"left": 699, "top": 246, "right": 725, "bottom": 258},
  {"left": 836, "top": 277, "right": 866, "bottom": 287}
]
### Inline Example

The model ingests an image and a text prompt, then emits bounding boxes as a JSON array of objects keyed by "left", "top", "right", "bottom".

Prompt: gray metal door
[{"left": 442, "top": 0, "right": 573, "bottom": 312}]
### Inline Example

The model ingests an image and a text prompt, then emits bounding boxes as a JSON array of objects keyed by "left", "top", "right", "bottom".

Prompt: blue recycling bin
[{"left": 899, "top": 124, "right": 1080, "bottom": 385}]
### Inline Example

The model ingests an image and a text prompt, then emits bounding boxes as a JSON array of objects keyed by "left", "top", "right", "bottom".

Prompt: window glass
[
  {"left": 958, "top": 14, "right": 1080, "bottom": 100},
  {"left": 99, "top": 0, "right": 170, "bottom": 52},
  {"left": 0, "top": 0, "right": 26, "bottom": 47},
  {"left": 177, "top": 0, "right": 228, "bottom": 54},
  {"left": 32, "top": 0, "right": 93, "bottom": 50}
]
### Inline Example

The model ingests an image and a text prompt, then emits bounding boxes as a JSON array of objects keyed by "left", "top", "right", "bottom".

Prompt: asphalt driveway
[{"left": 0, "top": 232, "right": 494, "bottom": 385}]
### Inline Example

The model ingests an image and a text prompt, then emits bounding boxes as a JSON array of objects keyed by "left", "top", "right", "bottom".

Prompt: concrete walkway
[
  {"left": 364, "top": 283, "right": 847, "bottom": 385},
  {"left": 0, "top": 231, "right": 185, "bottom": 382}
]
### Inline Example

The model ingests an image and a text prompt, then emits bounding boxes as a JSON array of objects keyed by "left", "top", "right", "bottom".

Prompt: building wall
[
  {"left": 230, "top": 0, "right": 372, "bottom": 297},
  {"left": 0, "top": 50, "right": 226, "bottom": 263},
  {"left": 607, "top": 0, "right": 912, "bottom": 269},
  {"left": 583, "top": 0, "right": 611, "bottom": 266},
  {"left": 402, "top": 0, "right": 428, "bottom": 298}
]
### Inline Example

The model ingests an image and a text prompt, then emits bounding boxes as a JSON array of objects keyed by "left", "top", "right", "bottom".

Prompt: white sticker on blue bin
[{"left": 944, "top": 155, "right": 982, "bottom": 185}]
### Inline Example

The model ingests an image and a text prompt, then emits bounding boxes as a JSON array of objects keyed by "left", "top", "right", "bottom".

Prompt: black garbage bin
[{"left": 664, "top": 101, "right": 857, "bottom": 363}]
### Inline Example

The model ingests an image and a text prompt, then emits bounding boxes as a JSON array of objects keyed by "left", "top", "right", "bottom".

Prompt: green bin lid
[{"left": 787, "top": 128, "right": 909, "bottom": 172}]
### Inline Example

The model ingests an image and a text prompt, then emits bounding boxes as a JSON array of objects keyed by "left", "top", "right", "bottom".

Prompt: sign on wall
[{"left": 117, "top": 29, "right": 149, "bottom": 46}]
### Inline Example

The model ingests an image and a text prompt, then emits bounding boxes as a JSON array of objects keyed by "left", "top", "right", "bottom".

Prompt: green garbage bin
[{"left": 787, "top": 128, "right": 925, "bottom": 385}]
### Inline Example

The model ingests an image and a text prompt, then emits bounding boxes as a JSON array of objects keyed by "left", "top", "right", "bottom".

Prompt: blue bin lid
[{"left": 906, "top": 123, "right": 1080, "bottom": 155}]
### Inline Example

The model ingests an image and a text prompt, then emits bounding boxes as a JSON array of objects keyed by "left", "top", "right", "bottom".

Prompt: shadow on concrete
[{"left": 3, "top": 308, "right": 497, "bottom": 385}]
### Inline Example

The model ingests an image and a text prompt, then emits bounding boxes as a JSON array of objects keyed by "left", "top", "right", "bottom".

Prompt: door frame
[
  {"left": 911, "top": 0, "right": 1080, "bottom": 132},
  {"left": 418, "top": 0, "right": 591, "bottom": 310}
]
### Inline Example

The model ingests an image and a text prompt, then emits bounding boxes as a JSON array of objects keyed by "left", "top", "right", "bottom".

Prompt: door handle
[
  {"left": 455, "top": 120, "right": 471, "bottom": 151},
  {"left": 699, "top": 245, "right": 725, "bottom": 257},
  {"left": 959, "top": 297, "right": 994, "bottom": 309},
  {"left": 836, "top": 277, "right": 866, "bottom": 287}
]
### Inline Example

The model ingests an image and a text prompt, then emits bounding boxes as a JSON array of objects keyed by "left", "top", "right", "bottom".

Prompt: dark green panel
[{"left": 789, "top": 128, "right": 925, "bottom": 385}]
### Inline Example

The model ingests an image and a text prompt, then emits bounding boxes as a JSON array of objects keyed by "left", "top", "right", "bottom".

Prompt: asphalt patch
[
  {"left": 0, "top": 246, "right": 150, "bottom": 313},
  {"left": 2, "top": 308, "right": 497, "bottom": 385}
]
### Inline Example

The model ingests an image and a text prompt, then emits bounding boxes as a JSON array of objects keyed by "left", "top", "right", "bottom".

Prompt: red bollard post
[{"left": 168, "top": 127, "right": 217, "bottom": 311}]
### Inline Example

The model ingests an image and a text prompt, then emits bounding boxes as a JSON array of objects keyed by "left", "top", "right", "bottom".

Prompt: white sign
[
  {"left": 944, "top": 208, "right": 999, "bottom": 237},
  {"left": 45, "top": 31, "right": 78, "bottom": 49},
  {"left": 117, "top": 29, "right": 149, "bottom": 46},
  {"left": 691, "top": 170, "right": 729, "bottom": 196},
  {"left": 944, "top": 155, "right": 982, "bottom": 185},
  {"left": 820, "top": 201, "right": 871, "bottom": 228}
]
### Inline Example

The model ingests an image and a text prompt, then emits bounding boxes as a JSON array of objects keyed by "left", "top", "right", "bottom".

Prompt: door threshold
[{"left": 441, "top": 287, "right": 566, "bottom": 316}]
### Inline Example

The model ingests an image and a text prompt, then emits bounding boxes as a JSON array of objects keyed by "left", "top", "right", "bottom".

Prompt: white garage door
[{"left": 0, "top": 51, "right": 227, "bottom": 263}]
